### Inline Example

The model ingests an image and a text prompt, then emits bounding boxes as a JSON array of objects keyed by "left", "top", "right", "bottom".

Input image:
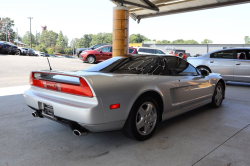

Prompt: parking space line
[{"left": 0, "top": 85, "right": 30, "bottom": 97}]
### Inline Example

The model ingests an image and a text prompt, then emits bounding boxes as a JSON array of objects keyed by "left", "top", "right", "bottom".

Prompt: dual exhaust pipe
[{"left": 31, "top": 111, "right": 88, "bottom": 136}]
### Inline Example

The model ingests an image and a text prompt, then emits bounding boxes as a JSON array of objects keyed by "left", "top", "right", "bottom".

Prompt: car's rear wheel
[
  {"left": 15, "top": 51, "right": 21, "bottom": 55},
  {"left": 211, "top": 82, "right": 224, "bottom": 108},
  {"left": 123, "top": 96, "right": 159, "bottom": 141},
  {"left": 197, "top": 66, "right": 211, "bottom": 73},
  {"left": 87, "top": 55, "right": 96, "bottom": 64}
]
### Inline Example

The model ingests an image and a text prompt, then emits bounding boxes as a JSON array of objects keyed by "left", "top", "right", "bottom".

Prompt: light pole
[{"left": 27, "top": 17, "right": 33, "bottom": 48}]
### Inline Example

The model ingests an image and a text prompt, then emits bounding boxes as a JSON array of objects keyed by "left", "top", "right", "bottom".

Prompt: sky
[{"left": 1, "top": 0, "right": 250, "bottom": 44}]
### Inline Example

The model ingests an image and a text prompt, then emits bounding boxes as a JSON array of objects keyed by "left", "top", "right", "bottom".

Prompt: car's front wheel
[
  {"left": 123, "top": 96, "right": 159, "bottom": 141},
  {"left": 211, "top": 82, "right": 224, "bottom": 108},
  {"left": 87, "top": 55, "right": 96, "bottom": 64}
]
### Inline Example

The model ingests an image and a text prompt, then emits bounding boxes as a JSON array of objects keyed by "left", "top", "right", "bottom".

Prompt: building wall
[{"left": 142, "top": 44, "right": 250, "bottom": 55}]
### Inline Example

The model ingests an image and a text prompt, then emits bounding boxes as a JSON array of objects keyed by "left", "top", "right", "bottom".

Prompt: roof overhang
[{"left": 111, "top": 0, "right": 250, "bottom": 23}]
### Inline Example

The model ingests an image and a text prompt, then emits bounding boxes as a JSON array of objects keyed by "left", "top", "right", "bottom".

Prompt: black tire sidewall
[
  {"left": 212, "top": 82, "right": 224, "bottom": 108},
  {"left": 128, "top": 96, "right": 159, "bottom": 141}
]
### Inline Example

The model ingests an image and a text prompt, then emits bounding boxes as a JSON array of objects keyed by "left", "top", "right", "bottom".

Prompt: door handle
[
  {"left": 236, "top": 63, "right": 241, "bottom": 65},
  {"left": 210, "top": 61, "right": 214, "bottom": 63}
]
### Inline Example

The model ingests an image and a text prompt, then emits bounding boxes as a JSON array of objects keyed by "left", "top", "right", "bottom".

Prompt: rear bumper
[{"left": 23, "top": 86, "right": 124, "bottom": 132}]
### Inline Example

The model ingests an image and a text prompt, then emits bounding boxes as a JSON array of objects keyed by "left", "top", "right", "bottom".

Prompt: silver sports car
[
  {"left": 188, "top": 48, "right": 250, "bottom": 82},
  {"left": 24, "top": 55, "right": 226, "bottom": 141}
]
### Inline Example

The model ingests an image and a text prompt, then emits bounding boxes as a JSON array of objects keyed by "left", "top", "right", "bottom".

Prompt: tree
[
  {"left": 161, "top": 40, "right": 171, "bottom": 44},
  {"left": 40, "top": 30, "right": 58, "bottom": 48},
  {"left": 76, "top": 37, "right": 86, "bottom": 48},
  {"left": 90, "top": 33, "right": 112, "bottom": 46},
  {"left": 171, "top": 39, "right": 185, "bottom": 44},
  {"left": 185, "top": 40, "right": 199, "bottom": 44},
  {"left": 47, "top": 47, "right": 54, "bottom": 54},
  {"left": 0, "top": 17, "right": 16, "bottom": 42},
  {"left": 244, "top": 36, "right": 250, "bottom": 44},
  {"left": 83, "top": 34, "right": 93, "bottom": 48},
  {"left": 129, "top": 34, "right": 149, "bottom": 43},
  {"left": 64, "top": 48, "right": 72, "bottom": 55},
  {"left": 22, "top": 31, "right": 36, "bottom": 46},
  {"left": 56, "top": 31, "right": 66, "bottom": 48},
  {"left": 201, "top": 39, "right": 213, "bottom": 44}
]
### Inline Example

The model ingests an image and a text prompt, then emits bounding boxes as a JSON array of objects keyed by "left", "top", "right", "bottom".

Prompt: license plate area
[{"left": 42, "top": 103, "right": 54, "bottom": 116}]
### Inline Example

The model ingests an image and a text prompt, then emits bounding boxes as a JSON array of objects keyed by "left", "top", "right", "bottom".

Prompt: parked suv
[
  {"left": 0, "top": 41, "right": 11, "bottom": 54},
  {"left": 170, "top": 49, "right": 188, "bottom": 59},
  {"left": 76, "top": 44, "right": 109, "bottom": 57},
  {"left": 18, "top": 47, "right": 28, "bottom": 55},
  {"left": 7, "top": 42, "right": 19, "bottom": 55},
  {"left": 80, "top": 45, "right": 138, "bottom": 63}
]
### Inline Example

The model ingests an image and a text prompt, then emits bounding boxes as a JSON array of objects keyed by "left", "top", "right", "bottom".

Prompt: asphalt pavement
[{"left": 0, "top": 55, "right": 250, "bottom": 166}]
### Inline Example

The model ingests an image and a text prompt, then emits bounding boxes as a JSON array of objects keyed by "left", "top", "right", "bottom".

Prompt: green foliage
[
  {"left": 39, "top": 44, "right": 47, "bottom": 53},
  {"left": 64, "top": 47, "right": 72, "bottom": 55},
  {"left": 40, "top": 30, "right": 58, "bottom": 48},
  {"left": 161, "top": 40, "right": 171, "bottom": 44},
  {"left": 47, "top": 47, "right": 54, "bottom": 54},
  {"left": 56, "top": 31, "right": 67, "bottom": 49},
  {"left": 76, "top": 38, "right": 86, "bottom": 48},
  {"left": 129, "top": 34, "right": 149, "bottom": 43},
  {"left": 201, "top": 39, "right": 213, "bottom": 44},
  {"left": 90, "top": 33, "right": 112, "bottom": 46},
  {"left": 172, "top": 39, "right": 199, "bottom": 44},
  {"left": 70, "top": 38, "right": 79, "bottom": 49},
  {"left": 171, "top": 39, "right": 185, "bottom": 44},
  {"left": 83, "top": 34, "right": 93, "bottom": 48},
  {"left": 244, "top": 36, "right": 250, "bottom": 44},
  {"left": 22, "top": 31, "right": 36, "bottom": 46},
  {"left": 0, "top": 17, "right": 16, "bottom": 42}
]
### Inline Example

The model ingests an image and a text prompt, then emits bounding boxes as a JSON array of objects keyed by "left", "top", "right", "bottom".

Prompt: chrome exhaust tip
[
  {"left": 73, "top": 129, "right": 87, "bottom": 136},
  {"left": 32, "top": 112, "right": 38, "bottom": 117}
]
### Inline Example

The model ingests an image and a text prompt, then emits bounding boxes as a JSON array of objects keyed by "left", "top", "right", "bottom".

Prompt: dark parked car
[
  {"left": 27, "top": 48, "right": 35, "bottom": 56},
  {"left": 49, "top": 54, "right": 58, "bottom": 58},
  {"left": 64, "top": 55, "right": 77, "bottom": 58},
  {"left": 0, "top": 41, "right": 11, "bottom": 54},
  {"left": 76, "top": 44, "right": 109, "bottom": 57},
  {"left": 7, "top": 42, "right": 19, "bottom": 55}
]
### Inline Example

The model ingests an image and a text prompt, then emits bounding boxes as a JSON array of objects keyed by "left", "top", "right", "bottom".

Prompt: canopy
[{"left": 111, "top": 0, "right": 250, "bottom": 23}]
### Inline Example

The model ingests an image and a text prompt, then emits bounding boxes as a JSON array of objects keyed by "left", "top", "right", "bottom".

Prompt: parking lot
[{"left": 1, "top": 55, "right": 250, "bottom": 166}]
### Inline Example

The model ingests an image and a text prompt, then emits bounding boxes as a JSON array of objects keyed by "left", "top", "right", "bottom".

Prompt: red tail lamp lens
[
  {"left": 110, "top": 104, "right": 120, "bottom": 109},
  {"left": 29, "top": 72, "right": 93, "bottom": 97}
]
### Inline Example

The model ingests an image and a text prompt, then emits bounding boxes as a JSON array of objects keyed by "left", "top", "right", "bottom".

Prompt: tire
[
  {"left": 178, "top": 52, "right": 184, "bottom": 58},
  {"left": 197, "top": 66, "right": 211, "bottom": 73},
  {"left": 211, "top": 82, "right": 224, "bottom": 108},
  {"left": 87, "top": 55, "right": 96, "bottom": 64},
  {"left": 0, "top": 49, "right": 2, "bottom": 54},
  {"left": 15, "top": 51, "right": 21, "bottom": 55},
  {"left": 122, "top": 96, "right": 159, "bottom": 141}
]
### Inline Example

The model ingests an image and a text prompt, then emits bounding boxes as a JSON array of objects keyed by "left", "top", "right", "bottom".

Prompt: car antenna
[{"left": 47, "top": 57, "right": 52, "bottom": 71}]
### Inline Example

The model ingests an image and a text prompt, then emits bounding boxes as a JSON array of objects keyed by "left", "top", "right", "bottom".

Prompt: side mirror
[
  {"left": 91, "top": 47, "right": 94, "bottom": 50},
  {"left": 200, "top": 70, "right": 209, "bottom": 77},
  {"left": 100, "top": 50, "right": 103, "bottom": 53}
]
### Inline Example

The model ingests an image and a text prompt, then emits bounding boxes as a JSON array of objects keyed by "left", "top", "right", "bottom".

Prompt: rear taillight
[{"left": 29, "top": 72, "right": 93, "bottom": 97}]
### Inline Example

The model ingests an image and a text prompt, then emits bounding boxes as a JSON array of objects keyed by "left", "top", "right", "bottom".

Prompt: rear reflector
[
  {"left": 30, "top": 72, "right": 93, "bottom": 97},
  {"left": 110, "top": 104, "right": 120, "bottom": 109}
]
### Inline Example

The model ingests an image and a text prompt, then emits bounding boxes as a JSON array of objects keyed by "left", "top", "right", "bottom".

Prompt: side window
[
  {"left": 93, "top": 45, "right": 100, "bottom": 49},
  {"left": 101, "top": 46, "right": 111, "bottom": 52},
  {"left": 210, "top": 50, "right": 233, "bottom": 59},
  {"left": 156, "top": 50, "right": 164, "bottom": 54},
  {"left": 166, "top": 57, "right": 198, "bottom": 75},
  {"left": 236, "top": 50, "right": 250, "bottom": 60},
  {"left": 139, "top": 48, "right": 146, "bottom": 53},
  {"left": 148, "top": 49, "right": 155, "bottom": 54}
]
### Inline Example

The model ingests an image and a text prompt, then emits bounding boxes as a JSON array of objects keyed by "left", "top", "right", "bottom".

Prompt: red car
[{"left": 80, "top": 45, "right": 138, "bottom": 63}]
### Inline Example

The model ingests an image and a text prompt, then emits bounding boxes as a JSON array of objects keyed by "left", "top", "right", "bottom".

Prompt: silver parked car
[
  {"left": 188, "top": 48, "right": 250, "bottom": 82},
  {"left": 24, "top": 55, "right": 225, "bottom": 141}
]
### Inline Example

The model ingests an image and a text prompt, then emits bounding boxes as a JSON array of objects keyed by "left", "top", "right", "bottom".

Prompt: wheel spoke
[
  {"left": 144, "top": 124, "right": 150, "bottom": 133},
  {"left": 146, "top": 103, "right": 153, "bottom": 114},
  {"left": 138, "top": 107, "right": 146, "bottom": 117},
  {"left": 136, "top": 120, "right": 145, "bottom": 130}
]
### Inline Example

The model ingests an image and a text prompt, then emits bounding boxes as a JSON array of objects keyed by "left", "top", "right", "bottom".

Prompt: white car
[
  {"left": 38, "top": 52, "right": 45, "bottom": 57},
  {"left": 135, "top": 47, "right": 171, "bottom": 55},
  {"left": 18, "top": 47, "right": 28, "bottom": 55}
]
